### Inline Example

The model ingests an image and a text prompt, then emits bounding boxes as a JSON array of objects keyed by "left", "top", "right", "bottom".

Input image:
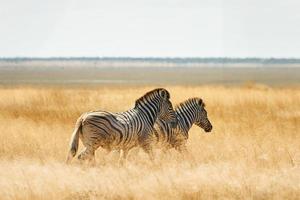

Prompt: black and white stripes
[
  {"left": 66, "top": 88, "right": 177, "bottom": 164},
  {"left": 152, "top": 98, "right": 212, "bottom": 153}
]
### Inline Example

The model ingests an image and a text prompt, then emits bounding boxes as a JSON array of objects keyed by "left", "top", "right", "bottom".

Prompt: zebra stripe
[
  {"left": 152, "top": 97, "right": 212, "bottom": 153},
  {"left": 66, "top": 88, "right": 177, "bottom": 165}
]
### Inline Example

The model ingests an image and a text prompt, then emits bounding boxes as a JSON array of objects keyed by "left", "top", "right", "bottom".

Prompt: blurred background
[{"left": 0, "top": 0, "right": 299, "bottom": 85}]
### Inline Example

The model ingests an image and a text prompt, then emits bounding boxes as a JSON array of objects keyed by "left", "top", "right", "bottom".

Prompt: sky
[{"left": 0, "top": 0, "right": 299, "bottom": 58}]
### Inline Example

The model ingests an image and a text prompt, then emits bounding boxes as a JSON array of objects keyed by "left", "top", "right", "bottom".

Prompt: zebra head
[
  {"left": 135, "top": 88, "right": 177, "bottom": 128},
  {"left": 194, "top": 98, "right": 213, "bottom": 132},
  {"left": 157, "top": 89, "right": 178, "bottom": 128}
]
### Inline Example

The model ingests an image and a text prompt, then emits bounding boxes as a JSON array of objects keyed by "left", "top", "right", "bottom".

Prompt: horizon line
[{"left": 1, "top": 56, "right": 300, "bottom": 60}]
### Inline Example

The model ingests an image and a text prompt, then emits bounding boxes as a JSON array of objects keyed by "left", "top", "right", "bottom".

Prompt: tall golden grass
[{"left": 0, "top": 84, "right": 299, "bottom": 200}]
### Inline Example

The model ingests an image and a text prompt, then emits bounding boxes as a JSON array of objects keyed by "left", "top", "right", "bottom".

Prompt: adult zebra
[
  {"left": 66, "top": 88, "right": 177, "bottom": 165},
  {"left": 151, "top": 97, "right": 212, "bottom": 154}
]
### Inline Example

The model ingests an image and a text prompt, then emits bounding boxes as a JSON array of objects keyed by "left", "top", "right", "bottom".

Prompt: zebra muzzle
[{"left": 205, "top": 125, "right": 213, "bottom": 132}]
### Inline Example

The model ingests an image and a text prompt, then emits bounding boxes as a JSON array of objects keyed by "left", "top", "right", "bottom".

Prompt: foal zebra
[
  {"left": 151, "top": 97, "right": 212, "bottom": 153},
  {"left": 66, "top": 88, "right": 177, "bottom": 165}
]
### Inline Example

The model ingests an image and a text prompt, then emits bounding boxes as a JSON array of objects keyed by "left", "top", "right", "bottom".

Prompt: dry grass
[{"left": 0, "top": 84, "right": 299, "bottom": 200}]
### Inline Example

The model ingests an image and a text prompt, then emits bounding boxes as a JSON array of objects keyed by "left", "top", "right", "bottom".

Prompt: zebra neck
[
  {"left": 176, "top": 107, "right": 196, "bottom": 133},
  {"left": 134, "top": 104, "right": 158, "bottom": 127}
]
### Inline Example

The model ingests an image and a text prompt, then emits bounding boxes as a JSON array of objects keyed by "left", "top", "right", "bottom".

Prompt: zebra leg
[
  {"left": 142, "top": 145, "right": 155, "bottom": 162},
  {"left": 77, "top": 147, "right": 87, "bottom": 161},
  {"left": 89, "top": 150, "right": 96, "bottom": 166},
  {"left": 139, "top": 135, "right": 156, "bottom": 162},
  {"left": 77, "top": 146, "right": 96, "bottom": 166},
  {"left": 118, "top": 149, "right": 129, "bottom": 166},
  {"left": 176, "top": 144, "right": 188, "bottom": 154},
  {"left": 175, "top": 144, "right": 196, "bottom": 163},
  {"left": 175, "top": 144, "right": 190, "bottom": 159},
  {"left": 157, "top": 147, "right": 170, "bottom": 161}
]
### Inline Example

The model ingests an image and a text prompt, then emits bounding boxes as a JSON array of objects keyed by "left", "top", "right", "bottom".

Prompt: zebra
[
  {"left": 151, "top": 97, "right": 212, "bottom": 154},
  {"left": 66, "top": 88, "right": 177, "bottom": 165}
]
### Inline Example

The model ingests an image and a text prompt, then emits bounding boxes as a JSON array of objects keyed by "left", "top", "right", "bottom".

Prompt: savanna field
[{"left": 0, "top": 84, "right": 299, "bottom": 200}]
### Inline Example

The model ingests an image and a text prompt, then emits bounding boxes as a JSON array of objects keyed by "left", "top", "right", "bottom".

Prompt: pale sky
[{"left": 0, "top": 0, "right": 299, "bottom": 57}]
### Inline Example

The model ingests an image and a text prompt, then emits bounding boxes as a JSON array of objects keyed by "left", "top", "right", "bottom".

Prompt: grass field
[{"left": 0, "top": 84, "right": 299, "bottom": 199}]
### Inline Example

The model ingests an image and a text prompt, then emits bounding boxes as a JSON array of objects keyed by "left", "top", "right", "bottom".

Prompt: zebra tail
[{"left": 66, "top": 117, "right": 83, "bottom": 164}]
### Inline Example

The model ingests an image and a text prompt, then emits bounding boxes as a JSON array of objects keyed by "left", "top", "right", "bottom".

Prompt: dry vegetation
[{"left": 0, "top": 84, "right": 299, "bottom": 200}]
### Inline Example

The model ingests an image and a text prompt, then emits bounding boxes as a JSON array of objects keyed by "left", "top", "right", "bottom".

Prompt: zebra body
[
  {"left": 66, "top": 88, "right": 177, "bottom": 164},
  {"left": 152, "top": 98, "right": 212, "bottom": 153}
]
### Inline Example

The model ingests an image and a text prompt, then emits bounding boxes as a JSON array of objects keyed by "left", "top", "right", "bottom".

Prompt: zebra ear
[
  {"left": 198, "top": 99, "right": 203, "bottom": 107},
  {"left": 160, "top": 90, "right": 169, "bottom": 100}
]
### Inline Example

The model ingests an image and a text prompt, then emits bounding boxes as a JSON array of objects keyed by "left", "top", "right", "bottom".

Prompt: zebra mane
[
  {"left": 175, "top": 97, "right": 205, "bottom": 110},
  {"left": 135, "top": 88, "right": 170, "bottom": 107}
]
